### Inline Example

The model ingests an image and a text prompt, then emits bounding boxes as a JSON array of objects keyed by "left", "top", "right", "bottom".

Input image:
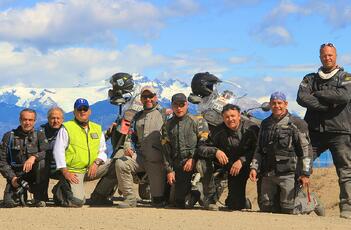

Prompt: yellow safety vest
[{"left": 64, "top": 120, "right": 102, "bottom": 173}]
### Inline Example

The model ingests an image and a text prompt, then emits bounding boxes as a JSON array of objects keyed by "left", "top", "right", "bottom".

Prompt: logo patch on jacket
[{"left": 90, "top": 133, "right": 99, "bottom": 139}]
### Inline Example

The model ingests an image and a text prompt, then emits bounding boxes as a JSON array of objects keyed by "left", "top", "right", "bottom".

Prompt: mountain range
[
  {"left": 0, "top": 74, "right": 332, "bottom": 167},
  {"left": 0, "top": 74, "right": 264, "bottom": 135}
]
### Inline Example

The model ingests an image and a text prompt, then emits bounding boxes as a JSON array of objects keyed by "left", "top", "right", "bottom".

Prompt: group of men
[{"left": 0, "top": 43, "right": 350, "bottom": 219}]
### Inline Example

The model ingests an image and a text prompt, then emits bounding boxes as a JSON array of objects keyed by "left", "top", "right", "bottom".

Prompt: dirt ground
[{"left": 0, "top": 167, "right": 350, "bottom": 230}]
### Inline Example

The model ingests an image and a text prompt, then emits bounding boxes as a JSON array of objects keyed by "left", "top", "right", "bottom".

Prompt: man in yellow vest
[{"left": 53, "top": 98, "right": 110, "bottom": 206}]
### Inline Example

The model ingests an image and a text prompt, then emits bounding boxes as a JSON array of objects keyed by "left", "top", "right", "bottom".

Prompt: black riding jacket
[
  {"left": 297, "top": 68, "right": 351, "bottom": 134},
  {"left": 0, "top": 126, "right": 49, "bottom": 181},
  {"left": 198, "top": 118, "right": 259, "bottom": 168}
]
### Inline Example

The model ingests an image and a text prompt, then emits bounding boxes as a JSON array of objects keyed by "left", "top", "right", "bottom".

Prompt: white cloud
[
  {"left": 0, "top": 41, "right": 226, "bottom": 87},
  {"left": 253, "top": 25, "right": 293, "bottom": 46},
  {"left": 267, "top": 0, "right": 310, "bottom": 20},
  {"left": 309, "top": 0, "right": 351, "bottom": 29},
  {"left": 0, "top": 1, "right": 151, "bottom": 49},
  {"left": 162, "top": 0, "right": 199, "bottom": 17},
  {"left": 229, "top": 56, "right": 250, "bottom": 64},
  {"left": 263, "top": 76, "right": 273, "bottom": 82},
  {"left": 0, "top": 0, "right": 200, "bottom": 50},
  {"left": 252, "top": 0, "right": 311, "bottom": 46}
]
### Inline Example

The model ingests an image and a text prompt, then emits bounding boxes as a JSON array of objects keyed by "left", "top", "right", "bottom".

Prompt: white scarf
[{"left": 318, "top": 67, "right": 340, "bottom": 80}]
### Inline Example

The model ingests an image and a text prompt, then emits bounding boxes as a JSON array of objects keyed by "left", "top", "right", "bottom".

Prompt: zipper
[
  {"left": 84, "top": 127, "right": 91, "bottom": 168},
  {"left": 177, "top": 122, "right": 180, "bottom": 159}
]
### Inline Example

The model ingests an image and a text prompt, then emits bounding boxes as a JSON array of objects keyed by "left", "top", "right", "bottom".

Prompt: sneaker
[
  {"left": 204, "top": 203, "right": 219, "bottom": 211},
  {"left": 311, "top": 193, "right": 325, "bottom": 217},
  {"left": 118, "top": 199, "right": 137, "bottom": 208},
  {"left": 340, "top": 211, "right": 351, "bottom": 219}
]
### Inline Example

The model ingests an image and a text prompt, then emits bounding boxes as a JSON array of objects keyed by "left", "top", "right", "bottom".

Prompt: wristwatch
[{"left": 94, "top": 158, "right": 103, "bottom": 166}]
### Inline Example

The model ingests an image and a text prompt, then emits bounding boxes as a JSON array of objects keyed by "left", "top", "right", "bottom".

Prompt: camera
[{"left": 15, "top": 177, "right": 29, "bottom": 196}]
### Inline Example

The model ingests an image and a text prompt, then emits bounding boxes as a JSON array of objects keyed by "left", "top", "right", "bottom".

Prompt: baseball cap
[
  {"left": 171, "top": 93, "right": 187, "bottom": 103},
  {"left": 270, "top": 91, "right": 287, "bottom": 101},
  {"left": 140, "top": 86, "right": 156, "bottom": 95},
  {"left": 74, "top": 98, "right": 89, "bottom": 109}
]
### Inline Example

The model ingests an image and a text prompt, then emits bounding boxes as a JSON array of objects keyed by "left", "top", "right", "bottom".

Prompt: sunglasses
[
  {"left": 141, "top": 94, "right": 155, "bottom": 99},
  {"left": 172, "top": 102, "right": 186, "bottom": 108},
  {"left": 77, "top": 106, "right": 89, "bottom": 112},
  {"left": 320, "top": 43, "right": 335, "bottom": 49}
]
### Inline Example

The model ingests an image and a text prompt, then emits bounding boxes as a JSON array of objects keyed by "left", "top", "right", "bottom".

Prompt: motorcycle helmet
[
  {"left": 191, "top": 72, "right": 222, "bottom": 98},
  {"left": 108, "top": 72, "right": 134, "bottom": 105}
]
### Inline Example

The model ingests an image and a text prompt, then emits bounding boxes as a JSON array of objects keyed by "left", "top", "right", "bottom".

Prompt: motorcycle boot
[
  {"left": 118, "top": 195, "right": 137, "bottom": 208},
  {"left": 87, "top": 192, "right": 113, "bottom": 207}
]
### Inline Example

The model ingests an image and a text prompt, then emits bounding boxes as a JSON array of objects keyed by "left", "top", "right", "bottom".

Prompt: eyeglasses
[
  {"left": 141, "top": 94, "right": 155, "bottom": 99},
  {"left": 172, "top": 102, "right": 186, "bottom": 108},
  {"left": 320, "top": 43, "right": 335, "bottom": 49},
  {"left": 77, "top": 106, "right": 89, "bottom": 112}
]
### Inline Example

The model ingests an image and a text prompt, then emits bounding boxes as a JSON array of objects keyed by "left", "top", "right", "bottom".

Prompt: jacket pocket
[
  {"left": 277, "top": 130, "right": 292, "bottom": 149},
  {"left": 275, "top": 155, "right": 297, "bottom": 173}
]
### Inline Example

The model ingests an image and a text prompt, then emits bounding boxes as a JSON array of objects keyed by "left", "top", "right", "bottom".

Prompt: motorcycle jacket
[
  {"left": 128, "top": 106, "right": 164, "bottom": 162},
  {"left": 297, "top": 68, "right": 351, "bottom": 134},
  {"left": 161, "top": 112, "right": 209, "bottom": 173},
  {"left": 0, "top": 126, "right": 49, "bottom": 181},
  {"left": 250, "top": 113, "right": 312, "bottom": 176},
  {"left": 198, "top": 118, "right": 259, "bottom": 167}
]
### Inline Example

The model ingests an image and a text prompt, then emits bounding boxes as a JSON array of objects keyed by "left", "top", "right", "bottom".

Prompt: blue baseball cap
[
  {"left": 74, "top": 98, "right": 89, "bottom": 109},
  {"left": 270, "top": 91, "right": 286, "bottom": 101}
]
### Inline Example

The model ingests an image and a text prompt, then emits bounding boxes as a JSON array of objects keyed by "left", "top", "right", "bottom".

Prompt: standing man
[
  {"left": 40, "top": 107, "right": 65, "bottom": 202},
  {"left": 198, "top": 104, "right": 259, "bottom": 211},
  {"left": 115, "top": 86, "right": 166, "bottom": 208},
  {"left": 53, "top": 98, "right": 110, "bottom": 207},
  {"left": 250, "top": 92, "right": 323, "bottom": 215},
  {"left": 297, "top": 43, "right": 351, "bottom": 219},
  {"left": 161, "top": 93, "right": 209, "bottom": 209},
  {"left": 0, "top": 108, "right": 49, "bottom": 207}
]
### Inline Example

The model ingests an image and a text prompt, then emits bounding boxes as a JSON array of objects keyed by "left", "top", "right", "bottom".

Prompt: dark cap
[
  {"left": 270, "top": 91, "right": 286, "bottom": 101},
  {"left": 74, "top": 98, "right": 89, "bottom": 109},
  {"left": 171, "top": 93, "right": 187, "bottom": 103}
]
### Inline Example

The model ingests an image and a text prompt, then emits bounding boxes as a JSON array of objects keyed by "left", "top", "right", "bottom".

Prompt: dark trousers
[
  {"left": 42, "top": 153, "right": 61, "bottom": 201},
  {"left": 174, "top": 165, "right": 193, "bottom": 208},
  {"left": 197, "top": 159, "right": 217, "bottom": 204},
  {"left": 3, "top": 160, "right": 48, "bottom": 206},
  {"left": 310, "top": 132, "right": 351, "bottom": 212},
  {"left": 226, "top": 167, "right": 249, "bottom": 210}
]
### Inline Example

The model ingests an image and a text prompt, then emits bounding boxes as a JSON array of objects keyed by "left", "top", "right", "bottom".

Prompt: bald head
[{"left": 319, "top": 44, "right": 337, "bottom": 72}]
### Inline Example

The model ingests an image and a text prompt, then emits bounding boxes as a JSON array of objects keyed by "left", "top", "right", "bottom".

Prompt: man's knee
[{"left": 115, "top": 157, "right": 132, "bottom": 174}]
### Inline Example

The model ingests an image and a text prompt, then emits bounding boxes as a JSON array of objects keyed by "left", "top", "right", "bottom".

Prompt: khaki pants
[
  {"left": 116, "top": 154, "right": 165, "bottom": 200},
  {"left": 69, "top": 159, "right": 111, "bottom": 203}
]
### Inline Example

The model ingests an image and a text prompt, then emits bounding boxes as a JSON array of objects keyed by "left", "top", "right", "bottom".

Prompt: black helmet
[
  {"left": 108, "top": 72, "right": 134, "bottom": 105},
  {"left": 191, "top": 72, "right": 221, "bottom": 97}
]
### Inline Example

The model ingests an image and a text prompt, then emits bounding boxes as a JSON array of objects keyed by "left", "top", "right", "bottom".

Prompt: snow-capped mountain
[
  {"left": 0, "top": 74, "right": 264, "bottom": 136},
  {"left": 0, "top": 74, "right": 192, "bottom": 113},
  {"left": 0, "top": 76, "right": 333, "bottom": 167}
]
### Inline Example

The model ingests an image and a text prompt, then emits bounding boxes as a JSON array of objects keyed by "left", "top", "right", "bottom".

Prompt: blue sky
[{"left": 1, "top": 0, "right": 351, "bottom": 114}]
